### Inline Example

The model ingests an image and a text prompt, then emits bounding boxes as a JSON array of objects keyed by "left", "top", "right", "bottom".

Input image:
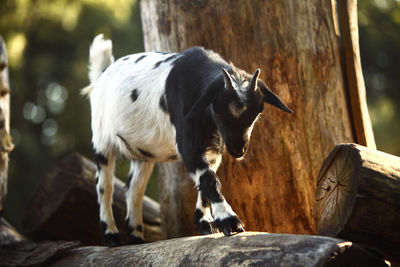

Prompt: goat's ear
[
  {"left": 185, "top": 79, "right": 222, "bottom": 120},
  {"left": 261, "top": 85, "right": 294, "bottom": 114},
  {"left": 221, "top": 68, "right": 234, "bottom": 90},
  {"left": 249, "top": 69, "right": 260, "bottom": 91}
]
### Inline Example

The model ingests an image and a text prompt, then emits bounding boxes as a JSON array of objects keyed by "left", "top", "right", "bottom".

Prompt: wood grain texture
[
  {"left": 338, "top": 0, "right": 376, "bottom": 148},
  {"left": 51, "top": 233, "right": 387, "bottom": 267},
  {"left": 141, "top": 0, "right": 359, "bottom": 237},
  {"left": 22, "top": 153, "right": 161, "bottom": 245},
  {"left": 314, "top": 143, "right": 400, "bottom": 262}
]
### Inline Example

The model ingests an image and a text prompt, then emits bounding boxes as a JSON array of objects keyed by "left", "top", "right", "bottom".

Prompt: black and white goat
[{"left": 83, "top": 34, "right": 293, "bottom": 246}]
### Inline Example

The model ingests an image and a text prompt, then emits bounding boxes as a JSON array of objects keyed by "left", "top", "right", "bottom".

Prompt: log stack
[
  {"left": 314, "top": 143, "right": 400, "bottom": 262},
  {"left": 22, "top": 153, "right": 161, "bottom": 245}
]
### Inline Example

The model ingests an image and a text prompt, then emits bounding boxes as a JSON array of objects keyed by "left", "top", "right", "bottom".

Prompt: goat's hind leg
[
  {"left": 94, "top": 149, "right": 121, "bottom": 246},
  {"left": 125, "top": 160, "right": 154, "bottom": 244}
]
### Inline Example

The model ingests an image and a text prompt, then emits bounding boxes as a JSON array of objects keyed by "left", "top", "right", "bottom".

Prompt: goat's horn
[
  {"left": 249, "top": 69, "right": 260, "bottom": 91},
  {"left": 221, "top": 68, "right": 234, "bottom": 90}
]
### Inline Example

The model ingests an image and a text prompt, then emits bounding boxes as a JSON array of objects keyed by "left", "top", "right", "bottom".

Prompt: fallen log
[
  {"left": 314, "top": 143, "right": 400, "bottom": 262},
  {"left": 0, "top": 232, "right": 388, "bottom": 267},
  {"left": 22, "top": 153, "right": 161, "bottom": 245},
  {"left": 0, "top": 240, "right": 80, "bottom": 267},
  {"left": 49, "top": 233, "right": 388, "bottom": 267}
]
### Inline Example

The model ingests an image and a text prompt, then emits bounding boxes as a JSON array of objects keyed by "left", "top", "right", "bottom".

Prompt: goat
[{"left": 83, "top": 34, "right": 293, "bottom": 246}]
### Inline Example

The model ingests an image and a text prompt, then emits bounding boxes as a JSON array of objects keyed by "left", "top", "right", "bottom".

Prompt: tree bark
[
  {"left": 0, "top": 233, "right": 384, "bottom": 267},
  {"left": 0, "top": 35, "right": 14, "bottom": 216},
  {"left": 140, "top": 0, "right": 369, "bottom": 237},
  {"left": 338, "top": 0, "right": 376, "bottom": 148},
  {"left": 22, "top": 153, "right": 161, "bottom": 245},
  {"left": 314, "top": 143, "right": 400, "bottom": 262}
]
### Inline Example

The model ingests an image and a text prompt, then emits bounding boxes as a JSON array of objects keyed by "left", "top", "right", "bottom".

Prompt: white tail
[{"left": 81, "top": 34, "right": 114, "bottom": 96}]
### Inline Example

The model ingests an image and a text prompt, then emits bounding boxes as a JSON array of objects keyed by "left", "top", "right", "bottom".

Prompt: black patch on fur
[
  {"left": 208, "top": 158, "right": 216, "bottom": 165},
  {"left": 122, "top": 56, "right": 130, "bottom": 61},
  {"left": 138, "top": 148, "right": 155, "bottom": 158},
  {"left": 131, "top": 89, "right": 139, "bottom": 102},
  {"left": 95, "top": 176, "right": 99, "bottom": 185},
  {"left": 136, "top": 225, "right": 143, "bottom": 233},
  {"left": 164, "top": 54, "right": 177, "bottom": 63},
  {"left": 193, "top": 209, "right": 203, "bottom": 225},
  {"left": 194, "top": 209, "right": 215, "bottom": 235},
  {"left": 153, "top": 60, "right": 163, "bottom": 69},
  {"left": 99, "top": 187, "right": 104, "bottom": 194},
  {"left": 126, "top": 173, "right": 133, "bottom": 188},
  {"left": 102, "top": 67, "right": 108, "bottom": 73},
  {"left": 199, "top": 170, "right": 223, "bottom": 203},
  {"left": 116, "top": 134, "right": 136, "bottom": 156},
  {"left": 159, "top": 94, "right": 168, "bottom": 113},
  {"left": 213, "top": 216, "right": 244, "bottom": 236},
  {"left": 94, "top": 152, "right": 108, "bottom": 170},
  {"left": 135, "top": 55, "right": 146, "bottom": 63},
  {"left": 100, "top": 221, "right": 122, "bottom": 246}
]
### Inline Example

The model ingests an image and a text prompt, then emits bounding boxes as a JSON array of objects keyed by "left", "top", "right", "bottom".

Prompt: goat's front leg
[
  {"left": 94, "top": 150, "right": 121, "bottom": 246},
  {"left": 189, "top": 164, "right": 245, "bottom": 236}
]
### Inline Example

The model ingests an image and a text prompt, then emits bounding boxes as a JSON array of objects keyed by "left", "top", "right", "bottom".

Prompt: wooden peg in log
[
  {"left": 314, "top": 143, "right": 400, "bottom": 262},
  {"left": 22, "top": 153, "right": 161, "bottom": 245}
]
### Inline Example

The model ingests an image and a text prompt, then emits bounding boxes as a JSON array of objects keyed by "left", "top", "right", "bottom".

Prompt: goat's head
[{"left": 186, "top": 68, "right": 293, "bottom": 159}]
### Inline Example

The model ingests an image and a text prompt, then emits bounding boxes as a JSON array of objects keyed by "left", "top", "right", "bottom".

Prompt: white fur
[
  {"left": 212, "top": 201, "right": 238, "bottom": 221},
  {"left": 125, "top": 161, "right": 154, "bottom": 239},
  {"left": 82, "top": 34, "right": 115, "bottom": 96},
  {"left": 89, "top": 52, "right": 179, "bottom": 162}
]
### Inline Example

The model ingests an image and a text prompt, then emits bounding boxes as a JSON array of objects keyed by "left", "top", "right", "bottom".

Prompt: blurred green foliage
[
  {"left": 359, "top": 0, "right": 400, "bottom": 155},
  {"left": 0, "top": 0, "right": 399, "bottom": 231},
  {"left": 0, "top": 0, "right": 161, "bottom": 229}
]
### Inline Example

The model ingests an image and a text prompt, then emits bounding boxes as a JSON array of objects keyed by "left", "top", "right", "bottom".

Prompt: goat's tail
[{"left": 81, "top": 34, "right": 114, "bottom": 96}]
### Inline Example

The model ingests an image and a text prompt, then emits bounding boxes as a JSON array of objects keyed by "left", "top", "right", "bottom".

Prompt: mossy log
[
  {"left": 314, "top": 143, "right": 400, "bottom": 262},
  {"left": 22, "top": 153, "right": 161, "bottom": 245}
]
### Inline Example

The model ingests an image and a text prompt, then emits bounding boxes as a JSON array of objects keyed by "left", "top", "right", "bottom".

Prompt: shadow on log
[
  {"left": 0, "top": 233, "right": 387, "bottom": 267},
  {"left": 314, "top": 143, "right": 400, "bottom": 262},
  {"left": 22, "top": 153, "right": 161, "bottom": 245}
]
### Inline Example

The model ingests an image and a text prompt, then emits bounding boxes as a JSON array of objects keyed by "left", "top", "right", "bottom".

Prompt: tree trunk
[
  {"left": 0, "top": 233, "right": 387, "bottom": 267},
  {"left": 0, "top": 35, "right": 14, "bottom": 216},
  {"left": 338, "top": 0, "right": 376, "bottom": 148},
  {"left": 22, "top": 153, "right": 161, "bottom": 245},
  {"left": 140, "top": 0, "right": 373, "bottom": 237},
  {"left": 314, "top": 143, "right": 400, "bottom": 262}
]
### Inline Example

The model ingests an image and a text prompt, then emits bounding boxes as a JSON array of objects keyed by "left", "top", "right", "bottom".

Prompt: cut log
[
  {"left": 314, "top": 143, "right": 400, "bottom": 262},
  {"left": 49, "top": 233, "right": 387, "bottom": 267},
  {"left": 22, "top": 153, "right": 161, "bottom": 245}
]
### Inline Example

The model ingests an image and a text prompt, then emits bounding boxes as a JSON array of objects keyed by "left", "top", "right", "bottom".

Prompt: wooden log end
[{"left": 314, "top": 143, "right": 361, "bottom": 237}]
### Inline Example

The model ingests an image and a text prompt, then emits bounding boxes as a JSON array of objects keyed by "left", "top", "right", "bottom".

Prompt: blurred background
[{"left": 0, "top": 0, "right": 399, "bottom": 230}]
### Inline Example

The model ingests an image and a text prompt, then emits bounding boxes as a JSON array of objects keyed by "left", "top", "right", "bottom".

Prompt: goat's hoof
[
  {"left": 103, "top": 233, "right": 122, "bottom": 247},
  {"left": 127, "top": 235, "right": 145, "bottom": 245},
  {"left": 214, "top": 216, "right": 245, "bottom": 236},
  {"left": 196, "top": 220, "right": 217, "bottom": 235}
]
